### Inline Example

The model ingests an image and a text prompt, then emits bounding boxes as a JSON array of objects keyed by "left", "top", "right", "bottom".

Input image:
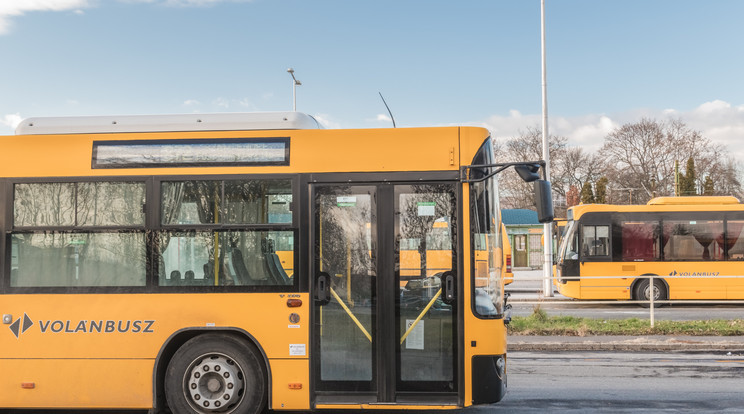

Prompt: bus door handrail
[
  {"left": 329, "top": 287, "right": 372, "bottom": 342},
  {"left": 400, "top": 288, "right": 442, "bottom": 345}
]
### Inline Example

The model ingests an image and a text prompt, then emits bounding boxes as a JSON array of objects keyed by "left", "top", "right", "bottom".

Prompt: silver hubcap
[
  {"left": 643, "top": 283, "right": 660, "bottom": 301},
  {"left": 185, "top": 353, "right": 244, "bottom": 412}
]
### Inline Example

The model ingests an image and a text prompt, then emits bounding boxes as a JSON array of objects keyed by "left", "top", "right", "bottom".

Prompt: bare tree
[
  {"left": 599, "top": 118, "right": 741, "bottom": 204},
  {"left": 496, "top": 126, "right": 567, "bottom": 214}
]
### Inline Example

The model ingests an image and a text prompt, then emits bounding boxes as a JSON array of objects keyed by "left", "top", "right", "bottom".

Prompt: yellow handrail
[
  {"left": 400, "top": 288, "right": 442, "bottom": 345},
  {"left": 330, "top": 287, "right": 372, "bottom": 342}
]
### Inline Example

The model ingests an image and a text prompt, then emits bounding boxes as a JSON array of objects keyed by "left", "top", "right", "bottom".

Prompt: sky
[{"left": 1, "top": 0, "right": 744, "bottom": 162}]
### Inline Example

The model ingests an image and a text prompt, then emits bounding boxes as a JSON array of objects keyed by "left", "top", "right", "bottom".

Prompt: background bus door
[{"left": 312, "top": 183, "right": 457, "bottom": 404}]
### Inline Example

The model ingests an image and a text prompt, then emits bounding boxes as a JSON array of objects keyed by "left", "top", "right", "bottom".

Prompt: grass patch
[{"left": 508, "top": 307, "right": 744, "bottom": 336}]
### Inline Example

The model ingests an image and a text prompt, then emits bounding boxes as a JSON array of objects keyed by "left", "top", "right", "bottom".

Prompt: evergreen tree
[
  {"left": 702, "top": 176, "right": 715, "bottom": 196},
  {"left": 580, "top": 182, "right": 595, "bottom": 204},
  {"left": 679, "top": 157, "right": 697, "bottom": 196},
  {"left": 595, "top": 177, "right": 608, "bottom": 203}
]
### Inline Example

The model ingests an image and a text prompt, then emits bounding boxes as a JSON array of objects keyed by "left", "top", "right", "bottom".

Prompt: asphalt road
[{"left": 473, "top": 350, "right": 744, "bottom": 413}]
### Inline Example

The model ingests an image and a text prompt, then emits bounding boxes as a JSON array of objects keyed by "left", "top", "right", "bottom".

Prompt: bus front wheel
[
  {"left": 633, "top": 277, "right": 667, "bottom": 308},
  {"left": 165, "top": 333, "right": 266, "bottom": 414}
]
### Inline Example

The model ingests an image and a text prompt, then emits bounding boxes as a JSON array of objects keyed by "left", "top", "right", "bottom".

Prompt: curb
[{"left": 508, "top": 337, "right": 744, "bottom": 352}]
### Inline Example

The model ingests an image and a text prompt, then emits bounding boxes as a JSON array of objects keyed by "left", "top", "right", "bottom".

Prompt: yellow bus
[
  {"left": 501, "top": 225, "right": 514, "bottom": 285},
  {"left": 0, "top": 112, "right": 552, "bottom": 413},
  {"left": 554, "top": 196, "right": 744, "bottom": 303}
]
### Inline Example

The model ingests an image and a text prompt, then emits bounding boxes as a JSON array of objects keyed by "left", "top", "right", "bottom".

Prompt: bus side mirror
[
  {"left": 534, "top": 179, "right": 554, "bottom": 223},
  {"left": 514, "top": 164, "right": 541, "bottom": 182}
]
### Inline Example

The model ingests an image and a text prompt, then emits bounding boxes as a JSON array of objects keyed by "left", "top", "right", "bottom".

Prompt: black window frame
[
  {"left": 579, "top": 224, "right": 612, "bottom": 261},
  {"left": 153, "top": 174, "right": 300, "bottom": 293},
  {"left": 92, "top": 137, "right": 290, "bottom": 169},
  {"left": 580, "top": 211, "right": 744, "bottom": 263},
  {"left": 5, "top": 177, "right": 150, "bottom": 293},
  {"left": 2, "top": 174, "right": 301, "bottom": 294}
]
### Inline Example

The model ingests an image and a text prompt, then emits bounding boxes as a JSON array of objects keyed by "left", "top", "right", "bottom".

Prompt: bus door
[
  {"left": 312, "top": 183, "right": 457, "bottom": 404},
  {"left": 513, "top": 234, "right": 528, "bottom": 268}
]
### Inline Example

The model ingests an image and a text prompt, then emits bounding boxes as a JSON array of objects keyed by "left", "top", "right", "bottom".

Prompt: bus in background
[
  {"left": 502, "top": 224, "right": 514, "bottom": 285},
  {"left": 399, "top": 218, "right": 454, "bottom": 278},
  {"left": 0, "top": 112, "right": 552, "bottom": 413},
  {"left": 554, "top": 196, "right": 744, "bottom": 304}
]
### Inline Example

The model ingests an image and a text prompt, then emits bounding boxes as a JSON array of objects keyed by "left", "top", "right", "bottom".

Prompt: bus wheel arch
[
  {"left": 153, "top": 329, "right": 269, "bottom": 414},
  {"left": 631, "top": 275, "right": 668, "bottom": 308}
]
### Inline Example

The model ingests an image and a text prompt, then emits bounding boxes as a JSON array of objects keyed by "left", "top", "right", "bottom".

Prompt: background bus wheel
[
  {"left": 165, "top": 334, "right": 266, "bottom": 414},
  {"left": 634, "top": 277, "right": 666, "bottom": 308}
]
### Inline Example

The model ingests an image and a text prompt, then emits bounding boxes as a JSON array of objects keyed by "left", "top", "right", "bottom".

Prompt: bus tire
[
  {"left": 633, "top": 277, "right": 667, "bottom": 308},
  {"left": 165, "top": 333, "right": 266, "bottom": 414}
]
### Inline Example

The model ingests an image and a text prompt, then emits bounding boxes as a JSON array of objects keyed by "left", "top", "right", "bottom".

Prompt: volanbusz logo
[
  {"left": 7, "top": 313, "right": 156, "bottom": 339},
  {"left": 9, "top": 313, "right": 33, "bottom": 338}
]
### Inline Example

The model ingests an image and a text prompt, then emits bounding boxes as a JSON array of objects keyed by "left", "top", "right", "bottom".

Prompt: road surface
[{"left": 472, "top": 350, "right": 744, "bottom": 413}]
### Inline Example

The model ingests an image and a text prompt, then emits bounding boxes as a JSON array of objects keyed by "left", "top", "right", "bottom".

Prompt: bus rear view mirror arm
[{"left": 460, "top": 160, "right": 546, "bottom": 184}]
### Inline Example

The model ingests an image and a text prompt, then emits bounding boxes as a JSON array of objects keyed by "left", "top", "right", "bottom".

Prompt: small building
[{"left": 502, "top": 209, "right": 544, "bottom": 269}]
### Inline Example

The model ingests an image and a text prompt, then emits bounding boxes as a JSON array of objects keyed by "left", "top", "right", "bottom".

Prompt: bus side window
[
  {"left": 727, "top": 220, "right": 744, "bottom": 260},
  {"left": 582, "top": 225, "right": 610, "bottom": 258}
]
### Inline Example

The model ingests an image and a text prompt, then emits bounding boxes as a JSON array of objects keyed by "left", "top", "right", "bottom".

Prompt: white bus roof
[{"left": 15, "top": 112, "right": 322, "bottom": 135}]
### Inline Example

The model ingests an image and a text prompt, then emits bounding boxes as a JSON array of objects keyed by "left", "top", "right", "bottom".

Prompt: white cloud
[
  {"left": 479, "top": 100, "right": 744, "bottom": 163},
  {"left": 684, "top": 100, "right": 744, "bottom": 161},
  {"left": 696, "top": 99, "right": 731, "bottom": 114},
  {"left": 312, "top": 113, "right": 341, "bottom": 129},
  {"left": 162, "top": 0, "right": 251, "bottom": 5},
  {"left": 1, "top": 113, "right": 23, "bottom": 130},
  {"left": 237, "top": 98, "right": 257, "bottom": 109},
  {"left": 212, "top": 97, "right": 230, "bottom": 108},
  {"left": 126, "top": 0, "right": 254, "bottom": 6},
  {"left": 0, "top": 0, "right": 90, "bottom": 34},
  {"left": 0, "top": 0, "right": 252, "bottom": 34},
  {"left": 183, "top": 99, "right": 200, "bottom": 106}
]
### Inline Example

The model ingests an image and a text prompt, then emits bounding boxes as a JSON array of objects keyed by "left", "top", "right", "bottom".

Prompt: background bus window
[
  {"left": 726, "top": 220, "right": 744, "bottom": 260},
  {"left": 581, "top": 225, "right": 609, "bottom": 257},
  {"left": 621, "top": 221, "right": 659, "bottom": 261},
  {"left": 663, "top": 220, "right": 723, "bottom": 261},
  {"left": 399, "top": 216, "right": 453, "bottom": 278}
]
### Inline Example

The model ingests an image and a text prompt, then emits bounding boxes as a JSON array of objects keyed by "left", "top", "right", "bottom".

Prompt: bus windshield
[
  {"left": 558, "top": 220, "right": 578, "bottom": 262},
  {"left": 470, "top": 139, "right": 503, "bottom": 317}
]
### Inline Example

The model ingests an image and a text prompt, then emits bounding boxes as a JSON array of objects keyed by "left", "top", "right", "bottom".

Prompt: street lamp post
[
  {"left": 287, "top": 68, "right": 301, "bottom": 111},
  {"left": 541, "top": 0, "right": 554, "bottom": 297}
]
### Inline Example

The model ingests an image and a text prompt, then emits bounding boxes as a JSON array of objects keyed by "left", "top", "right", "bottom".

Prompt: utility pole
[{"left": 541, "top": 0, "right": 554, "bottom": 297}]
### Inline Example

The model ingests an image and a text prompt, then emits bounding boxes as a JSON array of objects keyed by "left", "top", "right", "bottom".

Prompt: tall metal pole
[
  {"left": 541, "top": 0, "right": 554, "bottom": 297},
  {"left": 287, "top": 68, "right": 301, "bottom": 111}
]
